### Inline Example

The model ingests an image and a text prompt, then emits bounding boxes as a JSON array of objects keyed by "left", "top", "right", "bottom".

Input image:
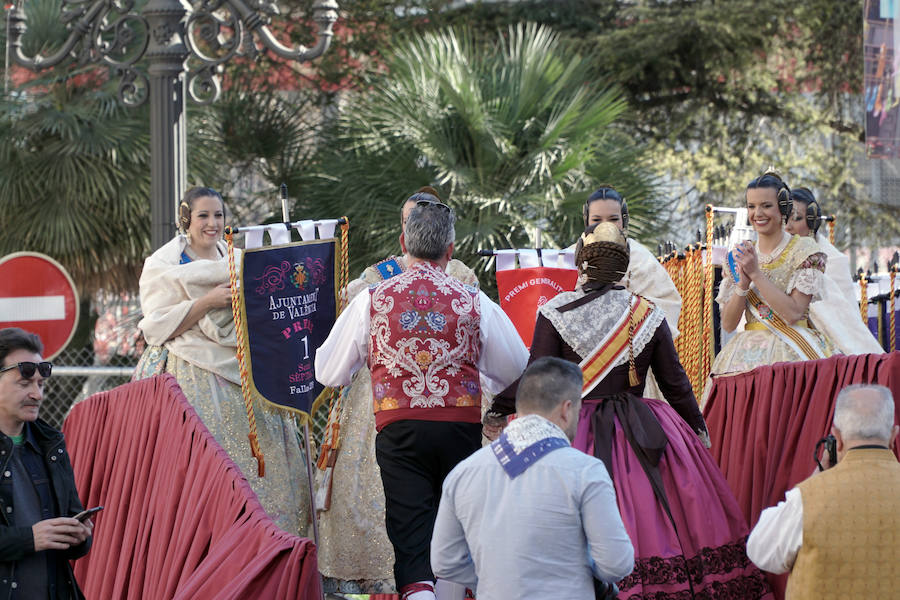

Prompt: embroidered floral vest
[{"left": 368, "top": 261, "right": 482, "bottom": 431}]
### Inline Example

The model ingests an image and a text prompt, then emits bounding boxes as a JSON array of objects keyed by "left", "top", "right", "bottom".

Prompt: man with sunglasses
[
  {"left": 317, "top": 201, "right": 528, "bottom": 600},
  {"left": 0, "top": 327, "right": 92, "bottom": 599}
]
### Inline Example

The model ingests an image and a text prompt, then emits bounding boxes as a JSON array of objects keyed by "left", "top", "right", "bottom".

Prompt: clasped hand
[
  {"left": 32, "top": 517, "right": 92, "bottom": 552},
  {"left": 732, "top": 241, "right": 760, "bottom": 285},
  {"left": 205, "top": 283, "right": 233, "bottom": 309}
]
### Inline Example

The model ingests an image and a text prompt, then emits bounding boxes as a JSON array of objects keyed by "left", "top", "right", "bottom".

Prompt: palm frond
[{"left": 296, "top": 23, "right": 666, "bottom": 296}]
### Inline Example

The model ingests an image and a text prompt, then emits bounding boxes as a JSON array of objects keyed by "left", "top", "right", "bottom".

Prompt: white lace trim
[
  {"left": 716, "top": 274, "right": 737, "bottom": 306},
  {"left": 786, "top": 267, "right": 824, "bottom": 301},
  {"left": 503, "top": 414, "right": 569, "bottom": 453},
  {"left": 539, "top": 288, "right": 665, "bottom": 367}
]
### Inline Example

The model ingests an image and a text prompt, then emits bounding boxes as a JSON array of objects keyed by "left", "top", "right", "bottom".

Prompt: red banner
[{"left": 496, "top": 267, "right": 577, "bottom": 347}]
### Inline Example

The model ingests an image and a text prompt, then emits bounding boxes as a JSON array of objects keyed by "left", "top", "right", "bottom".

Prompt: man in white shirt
[
  {"left": 431, "top": 356, "right": 634, "bottom": 600},
  {"left": 746, "top": 384, "right": 900, "bottom": 598},
  {"left": 315, "top": 200, "right": 528, "bottom": 600}
]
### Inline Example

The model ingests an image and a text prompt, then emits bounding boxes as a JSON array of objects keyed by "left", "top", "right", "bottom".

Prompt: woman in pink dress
[{"left": 488, "top": 222, "right": 772, "bottom": 599}]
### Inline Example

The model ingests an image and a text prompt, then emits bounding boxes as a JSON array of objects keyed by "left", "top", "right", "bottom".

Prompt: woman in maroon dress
[{"left": 488, "top": 223, "right": 772, "bottom": 599}]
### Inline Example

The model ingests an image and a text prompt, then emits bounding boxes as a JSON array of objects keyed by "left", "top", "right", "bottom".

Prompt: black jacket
[{"left": 0, "top": 419, "right": 90, "bottom": 600}]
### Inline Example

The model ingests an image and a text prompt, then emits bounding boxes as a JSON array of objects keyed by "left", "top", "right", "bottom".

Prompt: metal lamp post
[{"left": 7, "top": 0, "right": 338, "bottom": 249}]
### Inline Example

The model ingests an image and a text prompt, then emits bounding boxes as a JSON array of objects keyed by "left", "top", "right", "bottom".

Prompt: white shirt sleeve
[
  {"left": 581, "top": 461, "right": 635, "bottom": 583},
  {"left": 314, "top": 290, "right": 371, "bottom": 387},
  {"left": 431, "top": 472, "right": 478, "bottom": 587},
  {"left": 746, "top": 487, "right": 804, "bottom": 574},
  {"left": 476, "top": 291, "right": 529, "bottom": 395}
]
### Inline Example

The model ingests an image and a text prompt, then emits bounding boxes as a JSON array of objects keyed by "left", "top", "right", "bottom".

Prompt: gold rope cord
[
  {"left": 226, "top": 229, "right": 265, "bottom": 477},
  {"left": 860, "top": 273, "right": 869, "bottom": 325},
  {"left": 317, "top": 218, "right": 350, "bottom": 472},
  {"left": 828, "top": 216, "right": 836, "bottom": 245},
  {"left": 890, "top": 267, "right": 897, "bottom": 352},
  {"left": 684, "top": 245, "right": 705, "bottom": 398},
  {"left": 700, "top": 205, "right": 715, "bottom": 392},
  {"left": 671, "top": 250, "right": 689, "bottom": 361}
]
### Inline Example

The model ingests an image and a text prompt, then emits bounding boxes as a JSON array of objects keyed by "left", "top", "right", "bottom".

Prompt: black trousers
[{"left": 374, "top": 419, "right": 482, "bottom": 590}]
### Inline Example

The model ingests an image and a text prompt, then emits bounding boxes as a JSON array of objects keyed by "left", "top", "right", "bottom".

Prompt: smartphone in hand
[{"left": 73, "top": 506, "right": 103, "bottom": 522}]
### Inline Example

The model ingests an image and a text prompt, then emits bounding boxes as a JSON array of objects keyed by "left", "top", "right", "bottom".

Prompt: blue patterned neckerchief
[{"left": 492, "top": 414, "right": 570, "bottom": 479}]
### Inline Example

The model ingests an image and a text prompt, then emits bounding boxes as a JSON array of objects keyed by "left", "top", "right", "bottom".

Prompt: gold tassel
[
  {"left": 629, "top": 365, "right": 640, "bottom": 387},
  {"left": 248, "top": 432, "right": 266, "bottom": 477},
  {"left": 627, "top": 292, "right": 641, "bottom": 387}
]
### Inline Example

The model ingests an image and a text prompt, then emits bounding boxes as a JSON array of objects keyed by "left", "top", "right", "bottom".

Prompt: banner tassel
[{"left": 226, "top": 228, "right": 266, "bottom": 478}]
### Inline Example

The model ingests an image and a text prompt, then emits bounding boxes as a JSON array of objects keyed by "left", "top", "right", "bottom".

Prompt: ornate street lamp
[{"left": 7, "top": 0, "right": 339, "bottom": 249}]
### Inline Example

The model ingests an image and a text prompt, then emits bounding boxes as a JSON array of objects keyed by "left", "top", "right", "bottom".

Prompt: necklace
[{"left": 757, "top": 232, "right": 790, "bottom": 265}]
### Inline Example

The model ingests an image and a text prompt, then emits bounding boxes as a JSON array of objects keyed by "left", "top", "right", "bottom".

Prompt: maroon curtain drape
[
  {"left": 703, "top": 352, "right": 900, "bottom": 600},
  {"left": 703, "top": 352, "right": 900, "bottom": 530},
  {"left": 62, "top": 374, "right": 321, "bottom": 600}
]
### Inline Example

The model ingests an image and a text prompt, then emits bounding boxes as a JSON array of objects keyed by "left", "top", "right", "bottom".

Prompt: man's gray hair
[
  {"left": 833, "top": 384, "right": 895, "bottom": 442},
  {"left": 516, "top": 357, "right": 583, "bottom": 416},
  {"left": 404, "top": 202, "right": 456, "bottom": 260}
]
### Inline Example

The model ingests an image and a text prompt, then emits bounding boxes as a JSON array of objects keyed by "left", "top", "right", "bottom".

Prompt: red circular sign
[{"left": 0, "top": 252, "right": 79, "bottom": 360}]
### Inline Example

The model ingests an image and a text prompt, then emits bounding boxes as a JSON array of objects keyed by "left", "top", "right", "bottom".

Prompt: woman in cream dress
[
  {"left": 134, "top": 186, "right": 309, "bottom": 535},
  {"left": 713, "top": 174, "right": 833, "bottom": 375},
  {"left": 785, "top": 187, "right": 883, "bottom": 355}
]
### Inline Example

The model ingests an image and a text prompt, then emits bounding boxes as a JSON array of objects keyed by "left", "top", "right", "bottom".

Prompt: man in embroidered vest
[
  {"left": 747, "top": 383, "right": 900, "bottom": 599},
  {"left": 314, "top": 188, "right": 482, "bottom": 595},
  {"left": 431, "top": 356, "right": 634, "bottom": 599},
  {"left": 316, "top": 200, "right": 528, "bottom": 600}
]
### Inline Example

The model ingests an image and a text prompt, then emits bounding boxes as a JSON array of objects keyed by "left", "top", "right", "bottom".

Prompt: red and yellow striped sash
[{"left": 746, "top": 289, "right": 822, "bottom": 360}]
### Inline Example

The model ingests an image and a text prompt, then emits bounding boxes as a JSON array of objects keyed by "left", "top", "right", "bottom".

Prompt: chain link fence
[{"left": 42, "top": 345, "right": 136, "bottom": 429}]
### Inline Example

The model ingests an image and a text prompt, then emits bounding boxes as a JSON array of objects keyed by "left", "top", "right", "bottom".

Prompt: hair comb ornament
[{"left": 580, "top": 222, "right": 627, "bottom": 248}]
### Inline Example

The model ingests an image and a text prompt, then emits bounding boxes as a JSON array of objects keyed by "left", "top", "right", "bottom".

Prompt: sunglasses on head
[
  {"left": 415, "top": 199, "right": 452, "bottom": 212},
  {"left": 0, "top": 361, "right": 53, "bottom": 379},
  {"left": 408, "top": 193, "right": 451, "bottom": 213}
]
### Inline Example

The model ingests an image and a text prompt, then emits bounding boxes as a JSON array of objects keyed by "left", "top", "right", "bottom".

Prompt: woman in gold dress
[
  {"left": 134, "top": 186, "right": 309, "bottom": 535},
  {"left": 713, "top": 173, "right": 832, "bottom": 375}
]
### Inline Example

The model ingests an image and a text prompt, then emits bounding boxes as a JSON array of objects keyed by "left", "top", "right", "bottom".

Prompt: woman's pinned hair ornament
[
  {"left": 178, "top": 201, "right": 191, "bottom": 233},
  {"left": 580, "top": 222, "right": 627, "bottom": 248},
  {"left": 575, "top": 222, "right": 630, "bottom": 286}
]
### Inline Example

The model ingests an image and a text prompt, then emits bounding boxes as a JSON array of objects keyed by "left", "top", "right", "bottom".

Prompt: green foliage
[
  {"left": 425, "top": 0, "right": 893, "bottom": 247},
  {"left": 296, "top": 23, "right": 662, "bottom": 293},
  {"left": 0, "top": 80, "right": 151, "bottom": 294}
]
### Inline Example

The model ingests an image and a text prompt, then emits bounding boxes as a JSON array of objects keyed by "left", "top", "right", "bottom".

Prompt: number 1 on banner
[{"left": 301, "top": 335, "right": 309, "bottom": 360}]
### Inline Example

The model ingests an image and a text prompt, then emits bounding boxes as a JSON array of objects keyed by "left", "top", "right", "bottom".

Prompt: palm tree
[
  {"left": 0, "top": 0, "right": 231, "bottom": 295},
  {"left": 296, "top": 23, "right": 665, "bottom": 290}
]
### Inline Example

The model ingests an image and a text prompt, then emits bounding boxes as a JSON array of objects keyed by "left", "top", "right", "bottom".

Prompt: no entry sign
[{"left": 0, "top": 252, "right": 79, "bottom": 360}]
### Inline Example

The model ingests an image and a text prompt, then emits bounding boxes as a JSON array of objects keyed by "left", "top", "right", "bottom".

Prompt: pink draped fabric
[
  {"left": 62, "top": 374, "right": 321, "bottom": 600},
  {"left": 703, "top": 352, "right": 900, "bottom": 599}
]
